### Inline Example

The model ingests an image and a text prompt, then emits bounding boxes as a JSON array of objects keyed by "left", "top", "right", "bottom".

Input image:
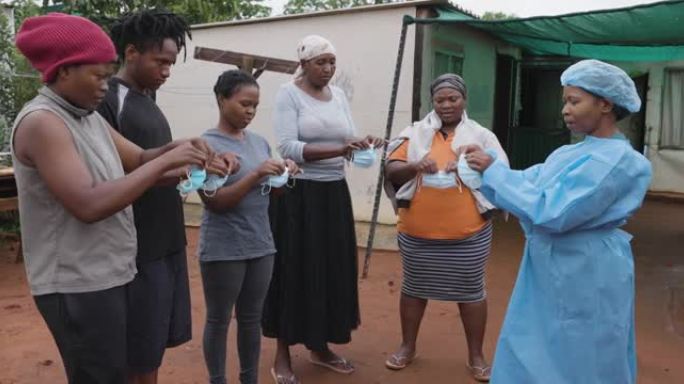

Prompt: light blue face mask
[
  {"left": 422, "top": 170, "right": 458, "bottom": 189},
  {"left": 261, "top": 168, "right": 294, "bottom": 195},
  {"left": 177, "top": 166, "right": 207, "bottom": 196},
  {"left": 351, "top": 146, "right": 377, "bottom": 168},
  {"left": 457, "top": 153, "right": 483, "bottom": 190},
  {"left": 202, "top": 173, "right": 230, "bottom": 197}
]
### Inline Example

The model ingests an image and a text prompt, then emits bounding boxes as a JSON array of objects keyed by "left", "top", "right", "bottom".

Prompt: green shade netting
[{"left": 410, "top": 0, "right": 684, "bottom": 61}]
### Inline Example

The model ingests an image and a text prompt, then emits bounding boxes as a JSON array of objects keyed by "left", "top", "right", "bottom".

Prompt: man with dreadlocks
[{"left": 97, "top": 9, "right": 238, "bottom": 384}]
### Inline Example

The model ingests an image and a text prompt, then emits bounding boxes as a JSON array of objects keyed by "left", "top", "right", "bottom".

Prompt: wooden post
[{"left": 241, "top": 56, "right": 254, "bottom": 74}]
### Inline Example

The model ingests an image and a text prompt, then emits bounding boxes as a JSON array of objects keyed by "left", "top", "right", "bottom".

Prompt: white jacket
[{"left": 384, "top": 110, "right": 509, "bottom": 214}]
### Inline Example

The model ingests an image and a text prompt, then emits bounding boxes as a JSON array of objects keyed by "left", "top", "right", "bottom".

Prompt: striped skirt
[{"left": 398, "top": 222, "right": 493, "bottom": 302}]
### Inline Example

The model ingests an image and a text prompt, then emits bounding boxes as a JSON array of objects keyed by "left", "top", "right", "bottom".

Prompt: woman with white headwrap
[
  {"left": 262, "top": 35, "right": 384, "bottom": 383},
  {"left": 462, "top": 59, "right": 652, "bottom": 383}
]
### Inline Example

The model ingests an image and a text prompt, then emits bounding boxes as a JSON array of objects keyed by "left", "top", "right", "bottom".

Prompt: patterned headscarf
[
  {"left": 430, "top": 73, "right": 467, "bottom": 98},
  {"left": 294, "top": 35, "right": 336, "bottom": 79}
]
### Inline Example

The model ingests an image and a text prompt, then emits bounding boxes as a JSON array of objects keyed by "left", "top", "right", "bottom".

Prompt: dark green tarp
[{"left": 410, "top": 0, "right": 684, "bottom": 61}]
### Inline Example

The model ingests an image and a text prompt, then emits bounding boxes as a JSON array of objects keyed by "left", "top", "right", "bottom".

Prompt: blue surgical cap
[{"left": 560, "top": 59, "right": 641, "bottom": 113}]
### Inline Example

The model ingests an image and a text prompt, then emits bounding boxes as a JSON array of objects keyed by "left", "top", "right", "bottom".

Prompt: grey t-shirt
[
  {"left": 273, "top": 82, "right": 357, "bottom": 182},
  {"left": 198, "top": 129, "right": 276, "bottom": 262}
]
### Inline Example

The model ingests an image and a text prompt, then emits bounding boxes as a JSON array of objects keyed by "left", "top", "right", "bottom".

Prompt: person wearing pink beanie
[
  {"left": 12, "top": 13, "right": 229, "bottom": 384},
  {"left": 15, "top": 12, "right": 118, "bottom": 84}
]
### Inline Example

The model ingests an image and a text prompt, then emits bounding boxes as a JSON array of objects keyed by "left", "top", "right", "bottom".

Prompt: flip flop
[
  {"left": 385, "top": 352, "right": 418, "bottom": 370},
  {"left": 308, "top": 356, "right": 355, "bottom": 374},
  {"left": 270, "top": 367, "right": 300, "bottom": 384},
  {"left": 466, "top": 363, "right": 491, "bottom": 382}
]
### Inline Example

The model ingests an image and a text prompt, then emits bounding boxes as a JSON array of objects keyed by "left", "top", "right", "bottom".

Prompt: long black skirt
[{"left": 262, "top": 179, "right": 360, "bottom": 351}]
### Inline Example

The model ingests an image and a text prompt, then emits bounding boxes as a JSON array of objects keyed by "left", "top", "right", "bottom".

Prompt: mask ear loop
[
  {"left": 181, "top": 168, "right": 194, "bottom": 189},
  {"left": 202, "top": 174, "right": 229, "bottom": 198},
  {"left": 202, "top": 187, "right": 218, "bottom": 198},
  {"left": 286, "top": 175, "right": 296, "bottom": 189},
  {"left": 453, "top": 172, "right": 463, "bottom": 193},
  {"left": 288, "top": 168, "right": 302, "bottom": 188},
  {"left": 261, "top": 183, "right": 272, "bottom": 196},
  {"left": 178, "top": 188, "right": 190, "bottom": 201}
]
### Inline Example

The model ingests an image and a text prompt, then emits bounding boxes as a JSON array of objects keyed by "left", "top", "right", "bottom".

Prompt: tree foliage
[
  {"left": 44, "top": 0, "right": 271, "bottom": 26},
  {"left": 283, "top": 0, "right": 395, "bottom": 15},
  {"left": 1, "top": 2, "right": 42, "bottom": 149},
  {"left": 481, "top": 11, "right": 517, "bottom": 21},
  {"left": 0, "top": 0, "right": 274, "bottom": 131}
]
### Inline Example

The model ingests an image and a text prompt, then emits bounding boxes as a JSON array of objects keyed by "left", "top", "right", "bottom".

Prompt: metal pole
[{"left": 362, "top": 16, "right": 412, "bottom": 279}]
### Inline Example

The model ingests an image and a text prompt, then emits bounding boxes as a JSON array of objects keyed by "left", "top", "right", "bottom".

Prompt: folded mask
[
  {"left": 421, "top": 170, "right": 457, "bottom": 189},
  {"left": 351, "top": 146, "right": 377, "bottom": 168},
  {"left": 177, "top": 166, "right": 207, "bottom": 196},
  {"left": 261, "top": 168, "right": 290, "bottom": 195},
  {"left": 457, "top": 153, "right": 483, "bottom": 190}
]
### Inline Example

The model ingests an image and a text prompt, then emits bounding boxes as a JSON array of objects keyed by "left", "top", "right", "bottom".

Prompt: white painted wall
[
  {"left": 619, "top": 61, "right": 684, "bottom": 194},
  {"left": 158, "top": 6, "right": 417, "bottom": 223}
]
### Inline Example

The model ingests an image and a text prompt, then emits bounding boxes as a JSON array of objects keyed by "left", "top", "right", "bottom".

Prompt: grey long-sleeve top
[{"left": 273, "top": 82, "right": 357, "bottom": 181}]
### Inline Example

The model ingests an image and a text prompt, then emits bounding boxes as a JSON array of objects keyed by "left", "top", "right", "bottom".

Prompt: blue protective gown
[{"left": 483, "top": 134, "right": 652, "bottom": 384}]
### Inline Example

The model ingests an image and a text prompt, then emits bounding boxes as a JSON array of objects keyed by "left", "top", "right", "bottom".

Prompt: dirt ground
[{"left": 0, "top": 200, "right": 683, "bottom": 384}]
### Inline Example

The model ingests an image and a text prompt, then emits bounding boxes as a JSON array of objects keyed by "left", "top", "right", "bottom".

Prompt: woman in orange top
[{"left": 384, "top": 74, "right": 507, "bottom": 382}]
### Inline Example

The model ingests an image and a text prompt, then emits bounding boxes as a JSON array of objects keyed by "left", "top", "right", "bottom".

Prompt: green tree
[
  {"left": 0, "top": 2, "right": 42, "bottom": 152},
  {"left": 44, "top": 1, "right": 157, "bottom": 25},
  {"left": 0, "top": 11, "right": 14, "bottom": 151},
  {"left": 283, "top": 0, "right": 395, "bottom": 15},
  {"left": 481, "top": 11, "right": 517, "bottom": 20},
  {"left": 44, "top": 0, "right": 271, "bottom": 25},
  {"left": 11, "top": 0, "right": 41, "bottom": 31},
  {"left": 0, "top": 2, "right": 36, "bottom": 223},
  {"left": 1, "top": 0, "right": 274, "bottom": 136},
  {"left": 169, "top": 0, "right": 270, "bottom": 24}
]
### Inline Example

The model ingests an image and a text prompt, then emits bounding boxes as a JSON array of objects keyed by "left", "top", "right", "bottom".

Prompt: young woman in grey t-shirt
[{"left": 198, "top": 70, "right": 299, "bottom": 384}]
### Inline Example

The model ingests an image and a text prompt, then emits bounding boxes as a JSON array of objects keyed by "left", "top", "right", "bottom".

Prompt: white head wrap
[{"left": 294, "top": 35, "right": 336, "bottom": 78}]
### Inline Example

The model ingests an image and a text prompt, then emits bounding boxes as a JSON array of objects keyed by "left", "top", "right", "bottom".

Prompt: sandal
[
  {"left": 466, "top": 363, "right": 491, "bottom": 382},
  {"left": 308, "top": 355, "right": 355, "bottom": 374},
  {"left": 270, "top": 367, "right": 301, "bottom": 384},
  {"left": 385, "top": 352, "right": 418, "bottom": 370}
]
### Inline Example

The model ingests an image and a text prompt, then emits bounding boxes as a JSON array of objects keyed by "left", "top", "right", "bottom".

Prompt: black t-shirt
[{"left": 97, "top": 77, "right": 186, "bottom": 264}]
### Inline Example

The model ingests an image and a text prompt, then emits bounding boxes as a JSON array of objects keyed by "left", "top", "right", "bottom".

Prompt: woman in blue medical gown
[{"left": 462, "top": 59, "right": 652, "bottom": 384}]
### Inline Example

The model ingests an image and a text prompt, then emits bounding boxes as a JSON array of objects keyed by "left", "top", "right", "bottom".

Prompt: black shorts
[
  {"left": 126, "top": 249, "right": 192, "bottom": 373},
  {"left": 34, "top": 285, "right": 128, "bottom": 384}
]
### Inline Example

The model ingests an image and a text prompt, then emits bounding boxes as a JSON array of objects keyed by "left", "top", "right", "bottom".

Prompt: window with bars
[{"left": 433, "top": 50, "right": 464, "bottom": 78}]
